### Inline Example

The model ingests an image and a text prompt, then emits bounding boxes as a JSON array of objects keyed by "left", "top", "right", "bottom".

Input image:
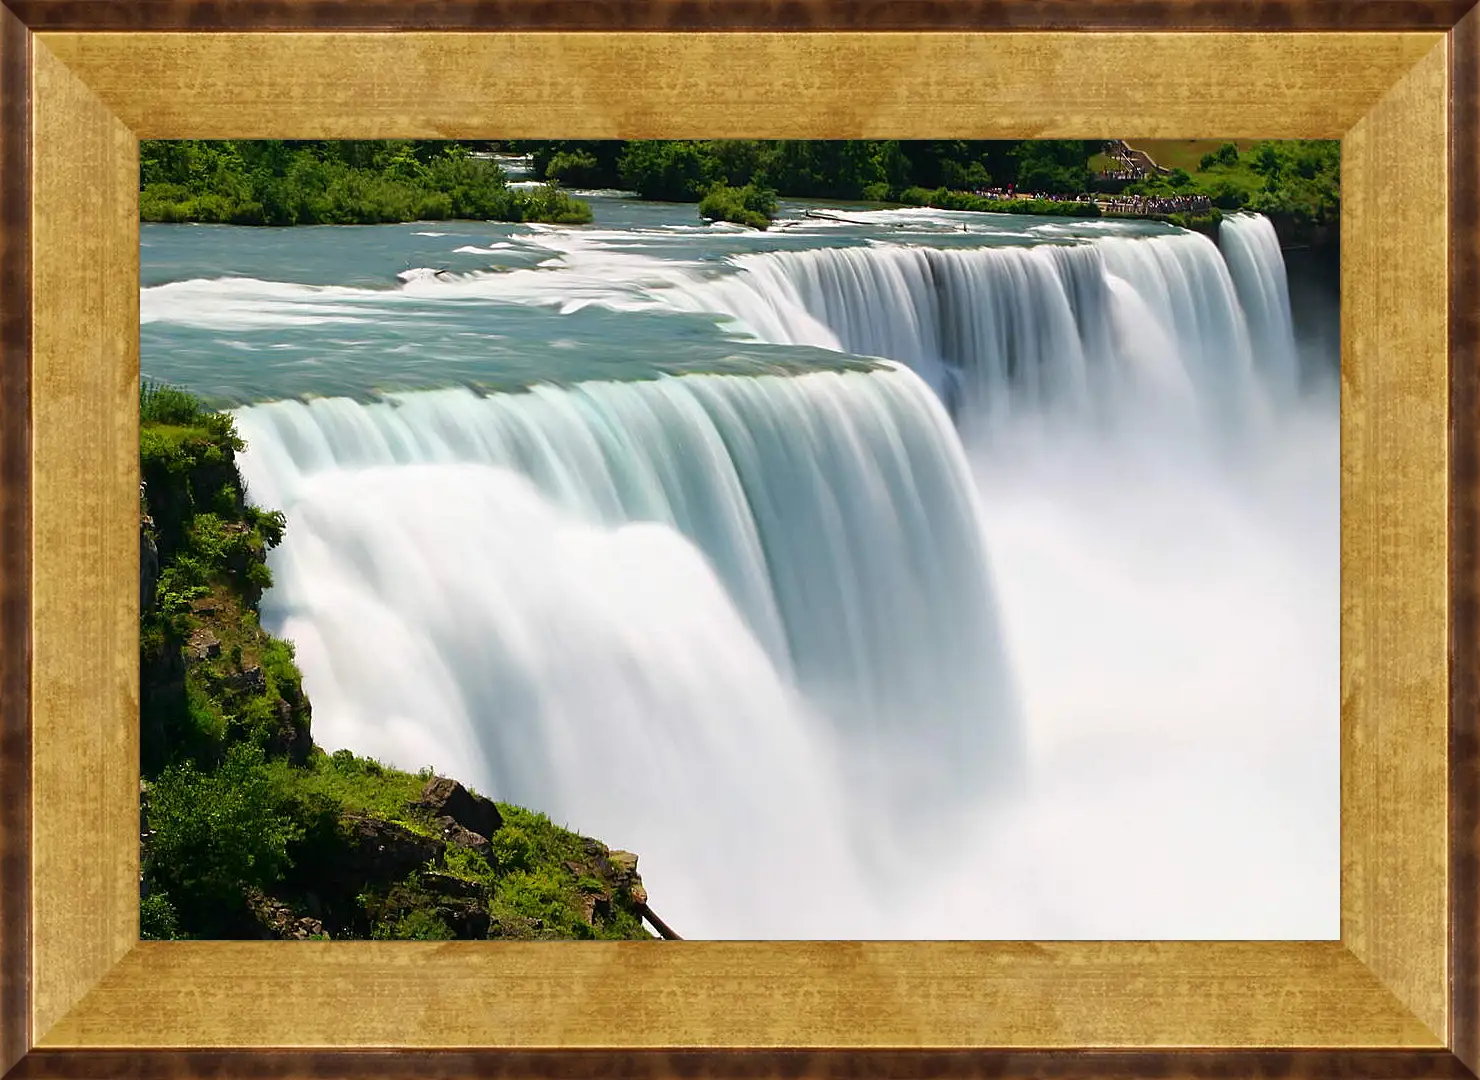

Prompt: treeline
[
  {"left": 510, "top": 138, "right": 1337, "bottom": 232},
  {"left": 137, "top": 138, "right": 1339, "bottom": 233},
  {"left": 139, "top": 140, "right": 592, "bottom": 226},
  {"left": 514, "top": 138, "right": 1098, "bottom": 206}
]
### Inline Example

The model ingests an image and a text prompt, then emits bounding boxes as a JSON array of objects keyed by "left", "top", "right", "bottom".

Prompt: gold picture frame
[{"left": 1, "top": 4, "right": 1477, "bottom": 1076}]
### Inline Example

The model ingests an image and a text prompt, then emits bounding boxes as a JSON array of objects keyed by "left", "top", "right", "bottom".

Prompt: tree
[
  {"left": 1010, "top": 140, "right": 1094, "bottom": 194},
  {"left": 144, "top": 742, "right": 302, "bottom": 933},
  {"left": 618, "top": 141, "right": 721, "bottom": 201}
]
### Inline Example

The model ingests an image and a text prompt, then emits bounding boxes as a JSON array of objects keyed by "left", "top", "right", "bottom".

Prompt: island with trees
[{"left": 139, "top": 139, "right": 592, "bottom": 226}]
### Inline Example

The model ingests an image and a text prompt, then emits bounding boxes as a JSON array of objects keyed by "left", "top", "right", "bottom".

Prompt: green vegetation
[
  {"left": 139, "top": 140, "right": 592, "bottom": 226},
  {"left": 1128, "top": 138, "right": 1260, "bottom": 174},
  {"left": 138, "top": 138, "right": 1338, "bottom": 239},
  {"left": 698, "top": 183, "right": 779, "bottom": 230},
  {"left": 515, "top": 139, "right": 1095, "bottom": 206},
  {"left": 137, "top": 138, "right": 1337, "bottom": 240},
  {"left": 509, "top": 139, "right": 1335, "bottom": 240},
  {"left": 898, "top": 187, "right": 1100, "bottom": 218},
  {"left": 138, "top": 382, "right": 656, "bottom": 942},
  {"left": 1120, "top": 139, "right": 1341, "bottom": 233}
]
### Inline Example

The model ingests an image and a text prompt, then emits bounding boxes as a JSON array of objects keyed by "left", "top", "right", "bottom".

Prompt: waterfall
[
  {"left": 1217, "top": 212, "right": 1301, "bottom": 399},
  {"left": 650, "top": 229, "right": 1277, "bottom": 449},
  {"left": 234, "top": 366, "right": 1020, "bottom": 932},
  {"left": 225, "top": 211, "right": 1334, "bottom": 939}
]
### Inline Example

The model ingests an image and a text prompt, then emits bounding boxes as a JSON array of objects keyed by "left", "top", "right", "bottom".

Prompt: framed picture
[{"left": 1, "top": 2, "right": 1477, "bottom": 1076}]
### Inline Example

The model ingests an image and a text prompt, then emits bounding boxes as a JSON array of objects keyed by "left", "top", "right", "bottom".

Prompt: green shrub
[
  {"left": 698, "top": 183, "right": 777, "bottom": 230},
  {"left": 140, "top": 891, "right": 183, "bottom": 940},
  {"left": 379, "top": 908, "right": 456, "bottom": 941},
  {"left": 545, "top": 150, "right": 603, "bottom": 187},
  {"left": 140, "top": 380, "right": 209, "bottom": 426},
  {"left": 491, "top": 869, "right": 593, "bottom": 939},
  {"left": 143, "top": 743, "right": 302, "bottom": 934},
  {"left": 618, "top": 141, "right": 721, "bottom": 202},
  {"left": 491, "top": 825, "right": 535, "bottom": 873},
  {"left": 517, "top": 183, "right": 595, "bottom": 225}
]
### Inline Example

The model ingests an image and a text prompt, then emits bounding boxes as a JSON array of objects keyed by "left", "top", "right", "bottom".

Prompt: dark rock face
[
  {"left": 436, "top": 900, "right": 490, "bottom": 940},
  {"left": 271, "top": 695, "right": 313, "bottom": 766},
  {"left": 140, "top": 528, "right": 159, "bottom": 612},
  {"left": 420, "top": 871, "right": 483, "bottom": 900},
  {"left": 139, "top": 629, "right": 184, "bottom": 776},
  {"left": 421, "top": 872, "right": 492, "bottom": 937},
  {"left": 187, "top": 627, "right": 221, "bottom": 660},
  {"left": 225, "top": 664, "right": 266, "bottom": 695},
  {"left": 365, "top": 876, "right": 492, "bottom": 940},
  {"left": 417, "top": 776, "right": 502, "bottom": 840},
  {"left": 139, "top": 781, "right": 153, "bottom": 900},
  {"left": 333, "top": 812, "right": 446, "bottom": 885},
  {"left": 434, "top": 816, "right": 492, "bottom": 858}
]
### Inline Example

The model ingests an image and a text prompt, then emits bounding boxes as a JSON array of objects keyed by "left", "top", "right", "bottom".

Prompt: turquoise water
[{"left": 141, "top": 195, "right": 1180, "bottom": 403}]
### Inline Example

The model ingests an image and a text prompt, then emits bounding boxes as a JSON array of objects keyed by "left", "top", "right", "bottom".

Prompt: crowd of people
[
  {"left": 1096, "top": 193, "right": 1214, "bottom": 216},
  {"left": 967, "top": 186, "right": 1213, "bottom": 218},
  {"left": 1098, "top": 139, "right": 1155, "bottom": 181},
  {"left": 970, "top": 188, "right": 1091, "bottom": 204}
]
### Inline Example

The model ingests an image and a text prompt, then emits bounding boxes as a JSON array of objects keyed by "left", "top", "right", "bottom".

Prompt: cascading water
[
  {"left": 1218, "top": 212, "right": 1302, "bottom": 398},
  {"left": 201, "top": 208, "right": 1338, "bottom": 940},
  {"left": 234, "top": 366, "right": 1020, "bottom": 927},
  {"left": 651, "top": 230, "right": 1280, "bottom": 452}
]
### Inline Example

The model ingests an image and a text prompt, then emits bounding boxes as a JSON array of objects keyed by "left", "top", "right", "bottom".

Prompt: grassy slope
[{"left": 1124, "top": 139, "right": 1262, "bottom": 173}]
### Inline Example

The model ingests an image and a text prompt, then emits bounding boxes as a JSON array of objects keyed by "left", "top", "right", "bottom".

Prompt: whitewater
[{"left": 141, "top": 204, "right": 1338, "bottom": 939}]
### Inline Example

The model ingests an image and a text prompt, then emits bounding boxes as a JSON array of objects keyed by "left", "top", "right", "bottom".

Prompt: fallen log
[{"left": 637, "top": 901, "right": 683, "bottom": 941}]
